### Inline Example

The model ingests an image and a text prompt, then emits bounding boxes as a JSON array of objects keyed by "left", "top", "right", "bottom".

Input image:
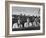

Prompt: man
[
  {"left": 12, "top": 17, "right": 23, "bottom": 29},
  {"left": 24, "top": 17, "right": 32, "bottom": 28},
  {"left": 33, "top": 18, "right": 40, "bottom": 27}
]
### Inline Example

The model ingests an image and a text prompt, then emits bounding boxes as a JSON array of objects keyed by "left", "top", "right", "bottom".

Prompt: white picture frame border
[{"left": 9, "top": 4, "right": 43, "bottom": 35}]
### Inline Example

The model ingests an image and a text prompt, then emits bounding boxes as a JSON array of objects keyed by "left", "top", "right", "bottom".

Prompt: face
[
  {"left": 18, "top": 19, "right": 20, "bottom": 24},
  {"left": 34, "top": 18, "right": 37, "bottom": 22},
  {"left": 27, "top": 18, "right": 30, "bottom": 23}
]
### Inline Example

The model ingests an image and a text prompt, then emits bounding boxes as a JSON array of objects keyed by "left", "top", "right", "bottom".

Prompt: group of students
[{"left": 12, "top": 17, "right": 40, "bottom": 29}]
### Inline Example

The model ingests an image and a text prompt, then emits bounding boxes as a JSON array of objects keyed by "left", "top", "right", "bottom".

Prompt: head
[
  {"left": 27, "top": 17, "right": 30, "bottom": 23},
  {"left": 18, "top": 19, "right": 21, "bottom": 24},
  {"left": 34, "top": 18, "right": 37, "bottom": 22},
  {"left": 18, "top": 16, "right": 21, "bottom": 24}
]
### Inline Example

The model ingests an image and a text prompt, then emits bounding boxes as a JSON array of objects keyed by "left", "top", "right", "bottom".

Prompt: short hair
[
  {"left": 18, "top": 16, "right": 20, "bottom": 20},
  {"left": 27, "top": 17, "right": 29, "bottom": 19}
]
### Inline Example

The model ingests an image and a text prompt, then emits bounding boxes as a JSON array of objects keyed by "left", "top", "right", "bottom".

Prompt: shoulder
[
  {"left": 33, "top": 21, "right": 35, "bottom": 23},
  {"left": 29, "top": 22, "right": 32, "bottom": 24},
  {"left": 24, "top": 22, "right": 27, "bottom": 24},
  {"left": 29, "top": 22, "right": 32, "bottom": 25},
  {"left": 13, "top": 23, "right": 17, "bottom": 26}
]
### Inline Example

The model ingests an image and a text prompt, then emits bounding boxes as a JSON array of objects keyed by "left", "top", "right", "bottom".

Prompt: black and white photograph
[
  {"left": 5, "top": 1, "right": 45, "bottom": 37},
  {"left": 12, "top": 7, "right": 40, "bottom": 31},
  {"left": 9, "top": 3, "right": 44, "bottom": 35}
]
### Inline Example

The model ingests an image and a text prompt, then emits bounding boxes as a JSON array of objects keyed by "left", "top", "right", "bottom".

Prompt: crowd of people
[{"left": 12, "top": 15, "right": 40, "bottom": 29}]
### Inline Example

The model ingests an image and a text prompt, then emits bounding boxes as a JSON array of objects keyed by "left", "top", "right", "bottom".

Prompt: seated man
[
  {"left": 12, "top": 17, "right": 23, "bottom": 29},
  {"left": 24, "top": 17, "right": 32, "bottom": 28}
]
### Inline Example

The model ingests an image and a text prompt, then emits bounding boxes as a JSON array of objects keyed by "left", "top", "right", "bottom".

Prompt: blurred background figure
[
  {"left": 12, "top": 16, "right": 23, "bottom": 29},
  {"left": 33, "top": 17, "right": 40, "bottom": 27},
  {"left": 24, "top": 17, "right": 32, "bottom": 28}
]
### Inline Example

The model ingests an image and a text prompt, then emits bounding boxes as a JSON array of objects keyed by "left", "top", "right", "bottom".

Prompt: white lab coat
[
  {"left": 24, "top": 22, "right": 32, "bottom": 28},
  {"left": 33, "top": 21, "right": 40, "bottom": 27},
  {"left": 13, "top": 23, "right": 22, "bottom": 29}
]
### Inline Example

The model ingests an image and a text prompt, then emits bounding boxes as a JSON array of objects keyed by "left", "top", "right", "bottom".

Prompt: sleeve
[
  {"left": 12, "top": 23, "right": 18, "bottom": 29},
  {"left": 37, "top": 22, "right": 40, "bottom": 26},
  {"left": 24, "top": 23, "right": 26, "bottom": 27},
  {"left": 29, "top": 23, "right": 32, "bottom": 26},
  {"left": 33, "top": 22, "right": 36, "bottom": 26},
  {"left": 13, "top": 23, "right": 16, "bottom": 29},
  {"left": 24, "top": 23, "right": 28, "bottom": 28}
]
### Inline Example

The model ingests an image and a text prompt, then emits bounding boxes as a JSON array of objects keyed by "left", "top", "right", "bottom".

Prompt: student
[
  {"left": 12, "top": 17, "right": 22, "bottom": 29},
  {"left": 24, "top": 17, "right": 32, "bottom": 28}
]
